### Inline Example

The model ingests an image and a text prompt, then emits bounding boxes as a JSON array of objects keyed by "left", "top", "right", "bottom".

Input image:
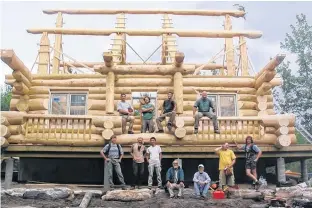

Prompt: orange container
[{"left": 212, "top": 190, "right": 225, "bottom": 199}]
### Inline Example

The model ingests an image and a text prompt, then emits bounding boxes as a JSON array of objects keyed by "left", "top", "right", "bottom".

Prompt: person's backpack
[
  {"left": 245, "top": 144, "right": 257, "bottom": 159},
  {"left": 104, "top": 143, "right": 121, "bottom": 157}
]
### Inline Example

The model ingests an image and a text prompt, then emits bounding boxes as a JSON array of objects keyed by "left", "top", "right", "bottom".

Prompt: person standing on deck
[
  {"left": 146, "top": 137, "right": 162, "bottom": 188},
  {"left": 193, "top": 164, "right": 211, "bottom": 199},
  {"left": 166, "top": 159, "right": 185, "bottom": 198},
  {"left": 130, "top": 137, "right": 146, "bottom": 189},
  {"left": 193, "top": 91, "right": 220, "bottom": 134},
  {"left": 141, "top": 96, "right": 155, "bottom": 133},
  {"left": 234, "top": 136, "right": 262, "bottom": 188},
  {"left": 117, "top": 93, "right": 135, "bottom": 134},
  {"left": 214, "top": 143, "right": 236, "bottom": 189},
  {"left": 156, "top": 92, "right": 176, "bottom": 133},
  {"left": 100, "top": 135, "right": 126, "bottom": 186}
]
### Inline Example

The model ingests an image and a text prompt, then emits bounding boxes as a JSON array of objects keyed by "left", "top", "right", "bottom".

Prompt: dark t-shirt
[{"left": 163, "top": 99, "right": 176, "bottom": 113}]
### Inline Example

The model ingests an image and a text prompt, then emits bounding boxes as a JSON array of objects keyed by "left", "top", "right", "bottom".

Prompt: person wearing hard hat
[{"left": 193, "top": 164, "right": 211, "bottom": 199}]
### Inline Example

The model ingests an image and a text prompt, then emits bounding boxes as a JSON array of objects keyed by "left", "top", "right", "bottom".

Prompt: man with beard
[
  {"left": 193, "top": 164, "right": 211, "bottom": 199},
  {"left": 130, "top": 137, "right": 146, "bottom": 189},
  {"left": 156, "top": 92, "right": 176, "bottom": 133},
  {"left": 166, "top": 159, "right": 185, "bottom": 198}
]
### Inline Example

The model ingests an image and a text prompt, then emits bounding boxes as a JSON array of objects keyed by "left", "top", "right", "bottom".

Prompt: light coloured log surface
[
  {"left": 0, "top": 125, "right": 11, "bottom": 137},
  {"left": 239, "top": 110, "right": 258, "bottom": 116},
  {"left": 174, "top": 52, "right": 185, "bottom": 68},
  {"left": 175, "top": 117, "right": 185, "bottom": 128},
  {"left": 257, "top": 102, "right": 268, "bottom": 111},
  {"left": 0, "top": 49, "right": 32, "bottom": 81},
  {"left": 275, "top": 135, "right": 291, "bottom": 148},
  {"left": 9, "top": 134, "right": 104, "bottom": 146},
  {"left": 1, "top": 111, "right": 27, "bottom": 125},
  {"left": 102, "top": 129, "right": 114, "bottom": 140},
  {"left": 88, "top": 100, "right": 107, "bottom": 110},
  {"left": 95, "top": 65, "right": 196, "bottom": 75},
  {"left": 28, "top": 110, "right": 48, "bottom": 114},
  {"left": 52, "top": 12, "right": 63, "bottom": 74},
  {"left": 275, "top": 126, "right": 290, "bottom": 136},
  {"left": 183, "top": 126, "right": 260, "bottom": 135},
  {"left": 27, "top": 28, "right": 263, "bottom": 39},
  {"left": 16, "top": 99, "right": 29, "bottom": 112},
  {"left": 12, "top": 71, "right": 31, "bottom": 88},
  {"left": 116, "top": 77, "right": 172, "bottom": 87},
  {"left": 26, "top": 125, "right": 103, "bottom": 135},
  {"left": 13, "top": 82, "right": 29, "bottom": 94},
  {"left": 38, "top": 32, "right": 50, "bottom": 74},
  {"left": 255, "top": 54, "right": 286, "bottom": 80},
  {"left": 106, "top": 72, "right": 115, "bottom": 114},
  {"left": 43, "top": 9, "right": 246, "bottom": 17},
  {"left": 1, "top": 117, "right": 10, "bottom": 126},
  {"left": 8, "top": 125, "right": 23, "bottom": 135},
  {"left": 183, "top": 77, "right": 255, "bottom": 87},
  {"left": 1, "top": 137, "right": 9, "bottom": 148},
  {"left": 238, "top": 101, "right": 257, "bottom": 110},
  {"left": 239, "top": 36, "right": 249, "bottom": 76},
  {"left": 270, "top": 77, "right": 282, "bottom": 87},
  {"left": 174, "top": 72, "right": 183, "bottom": 114},
  {"left": 29, "top": 86, "right": 102, "bottom": 94},
  {"left": 31, "top": 79, "right": 106, "bottom": 87},
  {"left": 88, "top": 110, "right": 117, "bottom": 116},
  {"left": 104, "top": 120, "right": 114, "bottom": 129},
  {"left": 175, "top": 127, "right": 187, "bottom": 139},
  {"left": 261, "top": 114, "right": 295, "bottom": 127},
  {"left": 267, "top": 109, "right": 276, "bottom": 115},
  {"left": 224, "top": 14, "right": 235, "bottom": 76},
  {"left": 256, "top": 82, "right": 272, "bottom": 96},
  {"left": 257, "top": 95, "right": 268, "bottom": 103},
  {"left": 29, "top": 94, "right": 50, "bottom": 99},
  {"left": 28, "top": 99, "right": 49, "bottom": 111},
  {"left": 258, "top": 111, "right": 268, "bottom": 117},
  {"left": 255, "top": 71, "right": 276, "bottom": 89},
  {"left": 92, "top": 116, "right": 122, "bottom": 127},
  {"left": 103, "top": 52, "right": 113, "bottom": 67},
  {"left": 32, "top": 74, "right": 106, "bottom": 80}
]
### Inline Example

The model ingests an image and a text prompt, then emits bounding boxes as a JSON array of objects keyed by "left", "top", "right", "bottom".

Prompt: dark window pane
[{"left": 70, "top": 95, "right": 86, "bottom": 115}]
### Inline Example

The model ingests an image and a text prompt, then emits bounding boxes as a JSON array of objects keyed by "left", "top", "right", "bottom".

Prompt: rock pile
[{"left": 102, "top": 188, "right": 153, "bottom": 202}]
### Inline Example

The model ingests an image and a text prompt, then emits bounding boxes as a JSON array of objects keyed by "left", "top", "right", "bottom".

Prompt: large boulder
[
  {"left": 23, "top": 187, "right": 72, "bottom": 199},
  {"left": 102, "top": 188, "right": 153, "bottom": 202},
  {"left": 2, "top": 188, "right": 27, "bottom": 197}
]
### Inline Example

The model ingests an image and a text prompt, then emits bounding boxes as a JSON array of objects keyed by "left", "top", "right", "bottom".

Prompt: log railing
[
  {"left": 199, "top": 117, "right": 263, "bottom": 140},
  {"left": 24, "top": 114, "right": 93, "bottom": 140}
]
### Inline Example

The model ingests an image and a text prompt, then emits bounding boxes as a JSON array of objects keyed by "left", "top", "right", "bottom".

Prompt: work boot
[
  {"left": 156, "top": 130, "right": 164, "bottom": 133},
  {"left": 128, "top": 131, "right": 134, "bottom": 134},
  {"left": 214, "top": 129, "right": 220, "bottom": 134},
  {"left": 167, "top": 123, "right": 173, "bottom": 131},
  {"left": 194, "top": 128, "right": 198, "bottom": 134}
]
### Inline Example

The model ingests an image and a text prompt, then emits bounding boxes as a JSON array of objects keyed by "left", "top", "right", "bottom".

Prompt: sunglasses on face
[{"left": 173, "top": 163, "right": 178, "bottom": 165}]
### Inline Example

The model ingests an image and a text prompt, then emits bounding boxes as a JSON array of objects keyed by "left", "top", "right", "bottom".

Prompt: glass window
[
  {"left": 50, "top": 93, "right": 87, "bottom": 115},
  {"left": 220, "top": 95, "right": 236, "bottom": 116},
  {"left": 51, "top": 94, "right": 67, "bottom": 115}
]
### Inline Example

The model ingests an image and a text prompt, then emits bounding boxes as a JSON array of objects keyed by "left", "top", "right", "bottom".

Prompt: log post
[
  {"left": 277, "top": 157, "right": 286, "bottom": 183},
  {"left": 51, "top": 12, "right": 63, "bottom": 74},
  {"left": 103, "top": 52, "right": 113, "bottom": 67},
  {"left": 174, "top": 52, "right": 184, "bottom": 67},
  {"left": 301, "top": 159, "right": 308, "bottom": 182},
  {"left": 106, "top": 72, "right": 115, "bottom": 114},
  {"left": 38, "top": 32, "right": 50, "bottom": 74},
  {"left": 1, "top": 137, "right": 9, "bottom": 148},
  {"left": 79, "top": 192, "right": 93, "bottom": 208},
  {"left": 239, "top": 36, "right": 248, "bottom": 76},
  {"left": 224, "top": 14, "right": 235, "bottom": 76},
  {"left": 174, "top": 72, "right": 183, "bottom": 114}
]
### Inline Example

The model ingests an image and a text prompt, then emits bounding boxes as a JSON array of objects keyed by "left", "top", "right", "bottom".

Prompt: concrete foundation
[
  {"left": 4, "top": 158, "right": 14, "bottom": 189},
  {"left": 301, "top": 159, "right": 308, "bottom": 182},
  {"left": 277, "top": 157, "right": 286, "bottom": 183}
]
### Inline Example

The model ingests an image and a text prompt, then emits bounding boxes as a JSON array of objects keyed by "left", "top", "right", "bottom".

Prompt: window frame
[
  {"left": 207, "top": 93, "right": 238, "bottom": 117},
  {"left": 49, "top": 91, "right": 89, "bottom": 115}
]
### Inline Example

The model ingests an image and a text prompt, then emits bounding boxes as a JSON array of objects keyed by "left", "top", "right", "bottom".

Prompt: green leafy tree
[
  {"left": 0, "top": 84, "right": 12, "bottom": 111},
  {"left": 274, "top": 14, "right": 312, "bottom": 133}
]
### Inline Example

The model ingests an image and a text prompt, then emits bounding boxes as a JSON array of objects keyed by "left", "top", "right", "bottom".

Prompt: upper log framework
[
  {"left": 26, "top": 28, "right": 262, "bottom": 39},
  {"left": 42, "top": 9, "right": 246, "bottom": 18}
]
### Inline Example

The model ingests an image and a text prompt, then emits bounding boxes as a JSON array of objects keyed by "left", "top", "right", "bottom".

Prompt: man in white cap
[{"left": 193, "top": 164, "right": 211, "bottom": 199}]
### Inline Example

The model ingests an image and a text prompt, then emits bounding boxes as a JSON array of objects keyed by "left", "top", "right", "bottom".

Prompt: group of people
[
  {"left": 117, "top": 91, "right": 220, "bottom": 134},
  {"left": 100, "top": 135, "right": 262, "bottom": 199}
]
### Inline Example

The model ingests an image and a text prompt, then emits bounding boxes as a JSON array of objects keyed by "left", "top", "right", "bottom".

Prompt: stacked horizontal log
[
  {"left": 1, "top": 111, "right": 27, "bottom": 145},
  {"left": 1, "top": 50, "right": 32, "bottom": 113},
  {"left": 1, "top": 117, "right": 10, "bottom": 148}
]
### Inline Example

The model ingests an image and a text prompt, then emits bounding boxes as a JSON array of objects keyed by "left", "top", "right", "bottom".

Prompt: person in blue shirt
[
  {"left": 235, "top": 136, "right": 262, "bottom": 187},
  {"left": 193, "top": 164, "right": 211, "bottom": 199},
  {"left": 165, "top": 159, "right": 184, "bottom": 198}
]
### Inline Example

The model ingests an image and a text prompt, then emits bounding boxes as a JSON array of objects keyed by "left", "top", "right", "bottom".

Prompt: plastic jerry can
[{"left": 212, "top": 190, "right": 225, "bottom": 199}]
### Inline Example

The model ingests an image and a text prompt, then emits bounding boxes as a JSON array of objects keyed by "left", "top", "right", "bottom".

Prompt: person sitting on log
[
  {"left": 117, "top": 93, "right": 135, "bottom": 134},
  {"left": 146, "top": 137, "right": 162, "bottom": 189},
  {"left": 141, "top": 96, "right": 155, "bottom": 133},
  {"left": 130, "top": 137, "right": 146, "bottom": 189},
  {"left": 100, "top": 135, "right": 126, "bottom": 187},
  {"left": 193, "top": 164, "right": 211, "bottom": 199},
  {"left": 214, "top": 143, "right": 236, "bottom": 190},
  {"left": 193, "top": 91, "right": 220, "bottom": 134},
  {"left": 156, "top": 92, "right": 176, "bottom": 133},
  {"left": 234, "top": 136, "right": 263, "bottom": 189},
  {"left": 165, "top": 159, "right": 185, "bottom": 199}
]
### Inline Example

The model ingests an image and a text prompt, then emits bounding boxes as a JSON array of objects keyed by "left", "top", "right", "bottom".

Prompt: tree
[
  {"left": 0, "top": 84, "right": 12, "bottom": 111},
  {"left": 274, "top": 14, "right": 312, "bottom": 133}
]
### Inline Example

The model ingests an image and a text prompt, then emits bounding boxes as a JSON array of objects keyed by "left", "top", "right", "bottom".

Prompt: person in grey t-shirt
[{"left": 117, "top": 93, "right": 135, "bottom": 134}]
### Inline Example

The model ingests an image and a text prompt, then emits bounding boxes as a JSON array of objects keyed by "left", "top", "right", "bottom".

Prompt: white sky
[{"left": 1, "top": 1, "right": 312, "bottom": 85}]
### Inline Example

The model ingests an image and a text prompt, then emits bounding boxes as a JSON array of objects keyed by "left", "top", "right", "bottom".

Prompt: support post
[
  {"left": 103, "top": 161, "right": 109, "bottom": 191},
  {"left": 239, "top": 36, "right": 249, "bottom": 76},
  {"left": 177, "top": 158, "right": 182, "bottom": 169},
  {"left": 38, "top": 32, "right": 50, "bottom": 74},
  {"left": 301, "top": 159, "right": 308, "bottom": 182},
  {"left": 4, "top": 158, "right": 14, "bottom": 189},
  {"left": 276, "top": 157, "right": 286, "bottom": 183},
  {"left": 174, "top": 72, "right": 183, "bottom": 114},
  {"left": 224, "top": 14, "right": 235, "bottom": 76},
  {"left": 106, "top": 71, "right": 115, "bottom": 114},
  {"left": 52, "top": 12, "right": 63, "bottom": 74}
]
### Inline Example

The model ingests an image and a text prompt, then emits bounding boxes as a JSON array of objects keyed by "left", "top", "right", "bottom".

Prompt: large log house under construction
[{"left": 1, "top": 9, "right": 311, "bottom": 185}]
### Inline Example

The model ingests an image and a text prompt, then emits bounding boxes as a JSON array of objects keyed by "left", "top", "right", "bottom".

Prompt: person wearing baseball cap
[{"left": 193, "top": 164, "right": 211, "bottom": 199}]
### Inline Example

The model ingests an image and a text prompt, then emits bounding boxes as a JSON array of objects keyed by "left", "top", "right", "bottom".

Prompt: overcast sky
[{"left": 1, "top": 1, "right": 312, "bottom": 85}]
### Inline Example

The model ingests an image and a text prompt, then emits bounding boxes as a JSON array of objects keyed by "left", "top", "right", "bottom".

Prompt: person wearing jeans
[
  {"left": 141, "top": 96, "right": 155, "bottom": 133},
  {"left": 146, "top": 137, "right": 162, "bottom": 188},
  {"left": 166, "top": 159, "right": 185, "bottom": 198},
  {"left": 156, "top": 92, "right": 176, "bottom": 133},
  {"left": 117, "top": 93, "right": 135, "bottom": 134},
  {"left": 100, "top": 135, "right": 126, "bottom": 186},
  {"left": 130, "top": 137, "right": 146, "bottom": 188},
  {"left": 193, "top": 164, "right": 211, "bottom": 199}
]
